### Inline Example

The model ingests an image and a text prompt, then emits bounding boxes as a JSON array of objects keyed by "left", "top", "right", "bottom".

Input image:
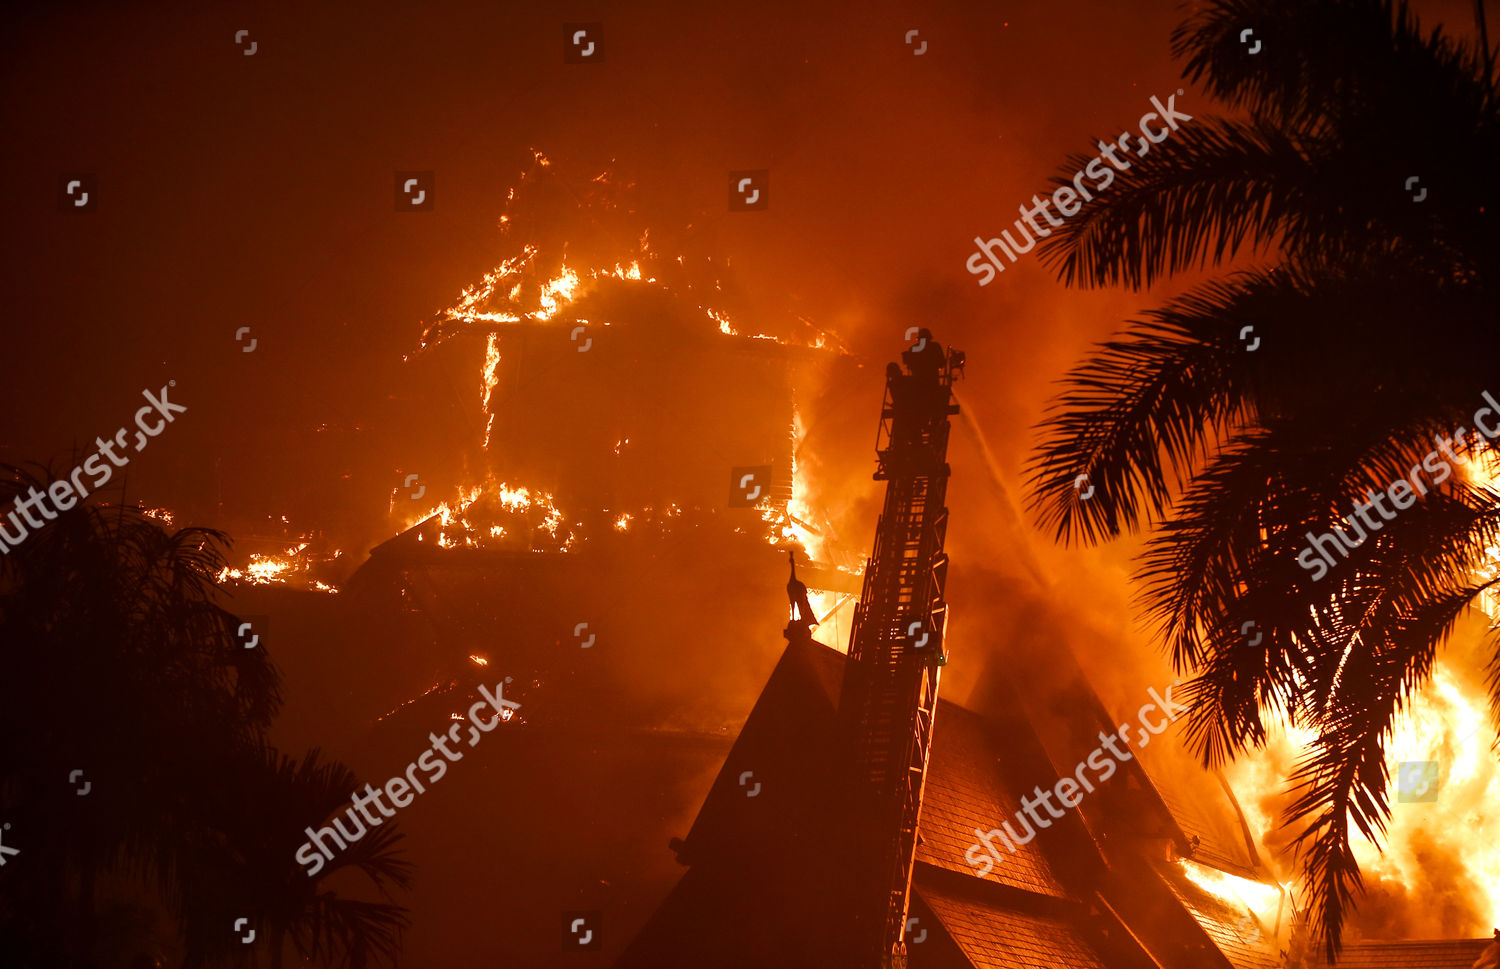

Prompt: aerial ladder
[{"left": 838, "top": 330, "right": 963, "bottom": 969}]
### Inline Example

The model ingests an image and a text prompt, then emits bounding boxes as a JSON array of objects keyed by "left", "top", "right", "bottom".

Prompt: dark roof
[
  {"left": 614, "top": 639, "right": 1118, "bottom": 968},
  {"left": 1315, "top": 939, "right": 1494, "bottom": 968},
  {"left": 916, "top": 869, "right": 1108, "bottom": 969},
  {"left": 613, "top": 639, "right": 863, "bottom": 968},
  {"left": 1152, "top": 857, "right": 1281, "bottom": 969},
  {"left": 1138, "top": 741, "right": 1262, "bottom": 879},
  {"left": 917, "top": 702, "right": 1071, "bottom": 899},
  {"left": 614, "top": 637, "right": 1486, "bottom": 969}
]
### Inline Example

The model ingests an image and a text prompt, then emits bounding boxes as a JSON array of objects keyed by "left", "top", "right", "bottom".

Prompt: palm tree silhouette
[
  {"left": 1025, "top": 0, "right": 1498, "bottom": 957},
  {"left": 0, "top": 466, "right": 410, "bottom": 968},
  {"left": 178, "top": 748, "right": 412, "bottom": 969}
]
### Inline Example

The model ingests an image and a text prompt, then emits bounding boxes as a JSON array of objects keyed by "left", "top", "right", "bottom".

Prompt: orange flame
[
  {"left": 481, "top": 333, "right": 501, "bottom": 449},
  {"left": 1222, "top": 443, "right": 1500, "bottom": 936},
  {"left": 217, "top": 543, "right": 340, "bottom": 593}
]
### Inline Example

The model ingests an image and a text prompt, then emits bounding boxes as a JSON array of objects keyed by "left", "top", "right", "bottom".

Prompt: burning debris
[
  {"left": 389, "top": 153, "right": 861, "bottom": 639},
  {"left": 216, "top": 540, "right": 344, "bottom": 593},
  {"left": 413, "top": 152, "right": 834, "bottom": 355}
]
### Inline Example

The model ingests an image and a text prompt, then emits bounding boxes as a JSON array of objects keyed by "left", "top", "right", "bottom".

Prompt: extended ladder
[{"left": 839, "top": 337, "right": 963, "bottom": 969}]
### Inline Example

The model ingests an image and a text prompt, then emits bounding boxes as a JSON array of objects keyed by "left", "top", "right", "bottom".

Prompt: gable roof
[
  {"left": 621, "top": 636, "right": 1489, "bottom": 969},
  {"left": 1315, "top": 939, "right": 1494, "bottom": 968},
  {"left": 917, "top": 701, "right": 1073, "bottom": 899},
  {"left": 615, "top": 639, "right": 1130, "bottom": 968},
  {"left": 1151, "top": 856, "right": 1282, "bottom": 969},
  {"left": 916, "top": 868, "right": 1110, "bottom": 969}
]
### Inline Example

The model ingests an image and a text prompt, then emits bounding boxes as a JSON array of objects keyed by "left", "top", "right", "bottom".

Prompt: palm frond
[
  {"left": 293, "top": 897, "right": 409, "bottom": 969},
  {"left": 1284, "top": 580, "right": 1484, "bottom": 960},
  {"left": 1026, "top": 272, "right": 1285, "bottom": 543},
  {"left": 1039, "top": 118, "right": 1311, "bottom": 289},
  {"left": 1172, "top": 0, "right": 1497, "bottom": 134}
]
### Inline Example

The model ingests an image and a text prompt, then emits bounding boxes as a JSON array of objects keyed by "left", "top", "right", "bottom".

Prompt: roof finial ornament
[{"left": 784, "top": 549, "right": 817, "bottom": 645}]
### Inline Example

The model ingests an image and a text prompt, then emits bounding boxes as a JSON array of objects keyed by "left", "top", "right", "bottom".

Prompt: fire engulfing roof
[{"left": 613, "top": 637, "right": 1282, "bottom": 969}]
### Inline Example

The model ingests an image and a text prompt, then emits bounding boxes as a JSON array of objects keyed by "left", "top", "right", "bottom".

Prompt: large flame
[
  {"left": 1222, "top": 444, "right": 1500, "bottom": 937},
  {"left": 1359, "top": 662, "right": 1500, "bottom": 925},
  {"left": 753, "top": 408, "right": 861, "bottom": 649},
  {"left": 405, "top": 157, "right": 846, "bottom": 562},
  {"left": 1178, "top": 858, "right": 1286, "bottom": 938},
  {"left": 480, "top": 333, "right": 501, "bottom": 449}
]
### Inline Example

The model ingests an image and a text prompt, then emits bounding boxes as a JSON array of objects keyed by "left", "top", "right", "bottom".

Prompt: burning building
[
  {"left": 610, "top": 334, "right": 1496, "bottom": 968},
  {"left": 203, "top": 158, "right": 1495, "bottom": 968},
  {"left": 326, "top": 155, "right": 865, "bottom": 742},
  {"left": 11, "top": 4, "right": 1500, "bottom": 965}
]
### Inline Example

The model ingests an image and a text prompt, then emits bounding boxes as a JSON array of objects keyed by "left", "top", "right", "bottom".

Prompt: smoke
[
  {"left": 1220, "top": 609, "right": 1500, "bottom": 940},
  {"left": 8, "top": 0, "right": 1497, "bottom": 961},
  {"left": 1355, "top": 826, "right": 1490, "bottom": 940}
]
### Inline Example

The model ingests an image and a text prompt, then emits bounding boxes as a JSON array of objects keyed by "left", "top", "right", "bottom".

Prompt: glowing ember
[
  {"left": 707, "top": 308, "right": 738, "bottom": 336},
  {"left": 219, "top": 544, "right": 308, "bottom": 584},
  {"left": 403, "top": 479, "right": 568, "bottom": 550},
  {"left": 246, "top": 558, "right": 290, "bottom": 581},
  {"left": 217, "top": 543, "right": 341, "bottom": 594}
]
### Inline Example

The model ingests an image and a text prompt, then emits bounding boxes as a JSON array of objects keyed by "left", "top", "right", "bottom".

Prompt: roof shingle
[
  {"left": 1315, "top": 939, "right": 1493, "bottom": 969},
  {"left": 918, "top": 702, "right": 1071, "bottom": 899},
  {"left": 918, "top": 873, "right": 1108, "bottom": 969}
]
